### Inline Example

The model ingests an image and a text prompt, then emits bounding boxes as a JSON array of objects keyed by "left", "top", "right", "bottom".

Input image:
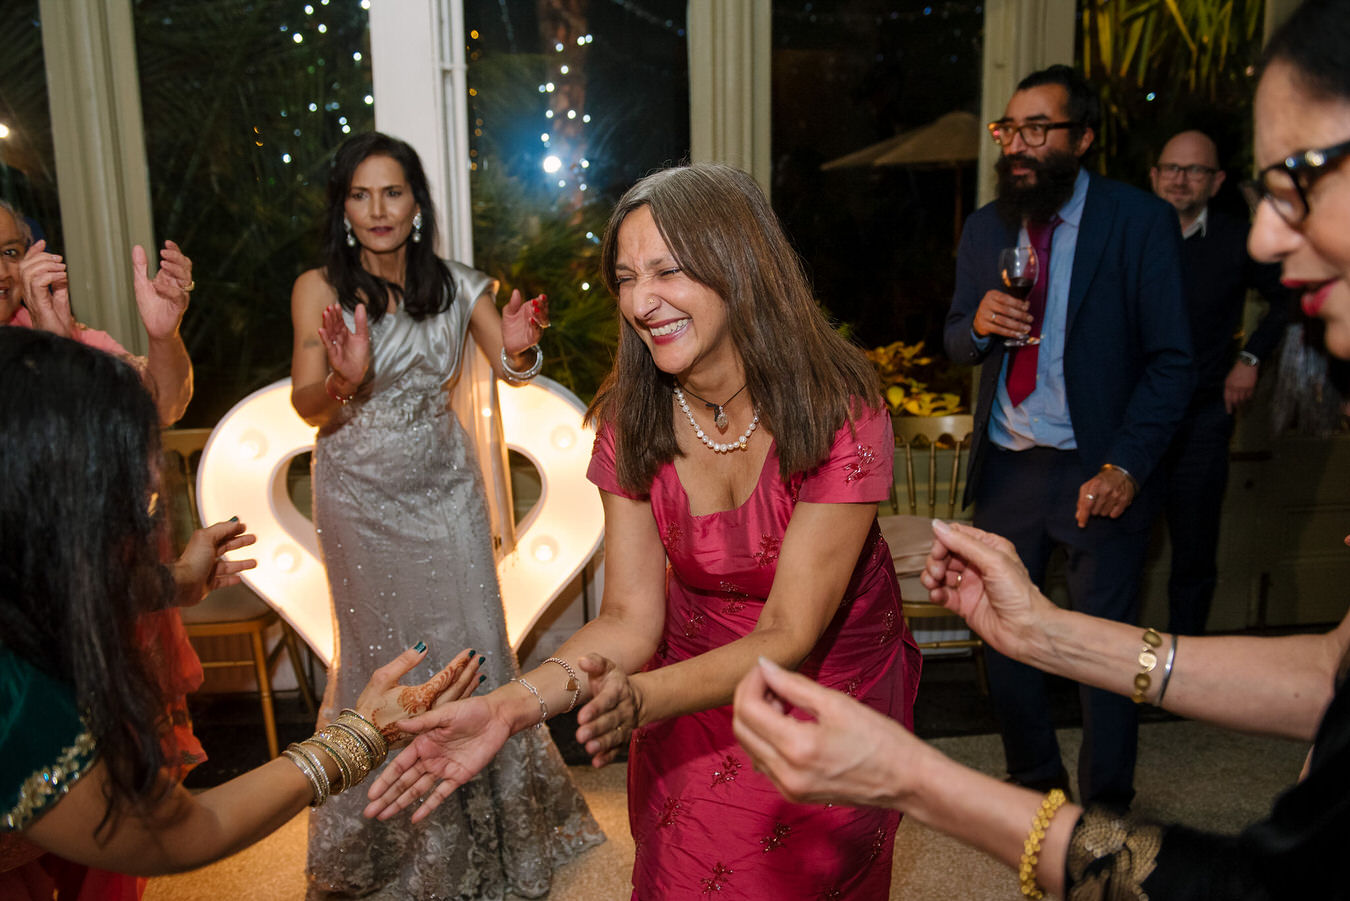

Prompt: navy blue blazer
[{"left": 944, "top": 172, "right": 1195, "bottom": 515}]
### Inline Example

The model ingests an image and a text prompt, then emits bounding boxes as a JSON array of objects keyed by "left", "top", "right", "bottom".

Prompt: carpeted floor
[{"left": 151, "top": 655, "right": 1310, "bottom": 899}]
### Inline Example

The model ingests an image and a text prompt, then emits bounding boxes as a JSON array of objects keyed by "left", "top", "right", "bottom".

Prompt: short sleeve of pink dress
[{"left": 588, "top": 404, "right": 922, "bottom": 900}]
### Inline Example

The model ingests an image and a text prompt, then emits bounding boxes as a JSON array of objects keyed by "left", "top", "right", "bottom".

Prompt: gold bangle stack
[
  {"left": 281, "top": 709, "right": 391, "bottom": 806},
  {"left": 1131, "top": 627, "right": 1163, "bottom": 705},
  {"left": 1019, "top": 788, "right": 1068, "bottom": 900},
  {"left": 544, "top": 657, "right": 581, "bottom": 714}
]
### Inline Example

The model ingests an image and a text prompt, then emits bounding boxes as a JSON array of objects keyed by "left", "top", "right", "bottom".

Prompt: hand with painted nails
[
  {"left": 318, "top": 302, "right": 370, "bottom": 394},
  {"left": 354, "top": 645, "right": 484, "bottom": 749},
  {"left": 499, "top": 288, "right": 548, "bottom": 357},
  {"left": 170, "top": 518, "right": 258, "bottom": 606}
]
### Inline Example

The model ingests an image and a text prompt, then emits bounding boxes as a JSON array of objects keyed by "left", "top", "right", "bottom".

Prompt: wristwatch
[{"left": 1237, "top": 350, "right": 1260, "bottom": 367}]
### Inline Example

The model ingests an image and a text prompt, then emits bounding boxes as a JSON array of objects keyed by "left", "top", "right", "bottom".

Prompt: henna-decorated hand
[{"left": 354, "top": 645, "right": 482, "bottom": 748}]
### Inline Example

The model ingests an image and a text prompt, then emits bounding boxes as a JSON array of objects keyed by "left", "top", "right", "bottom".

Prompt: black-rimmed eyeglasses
[
  {"left": 987, "top": 120, "right": 1077, "bottom": 148},
  {"left": 1156, "top": 163, "right": 1220, "bottom": 180},
  {"left": 1240, "top": 137, "right": 1350, "bottom": 226}
]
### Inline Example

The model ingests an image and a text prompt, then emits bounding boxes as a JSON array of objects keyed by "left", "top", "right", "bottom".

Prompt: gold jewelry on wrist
[
  {"left": 1131, "top": 627, "right": 1163, "bottom": 704},
  {"left": 306, "top": 735, "right": 353, "bottom": 792},
  {"left": 1155, "top": 634, "right": 1179, "bottom": 706},
  {"left": 326, "top": 721, "right": 378, "bottom": 775},
  {"left": 282, "top": 711, "right": 390, "bottom": 806},
  {"left": 337, "top": 708, "right": 390, "bottom": 761},
  {"left": 1019, "top": 788, "right": 1068, "bottom": 899},
  {"left": 282, "top": 746, "right": 326, "bottom": 806},
  {"left": 1098, "top": 462, "right": 1139, "bottom": 493},
  {"left": 515, "top": 676, "right": 548, "bottom": 729},
  {"left": 544, "top": 657, "right": 581, "bottom": 714},
  {"left": 284, "top": 742, "right": 332, "bottom": 806}
]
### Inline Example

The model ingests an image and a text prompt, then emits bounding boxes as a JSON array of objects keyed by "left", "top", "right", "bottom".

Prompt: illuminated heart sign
[{"left": 196, "top": 377, "right": 604, "bottom": 666}]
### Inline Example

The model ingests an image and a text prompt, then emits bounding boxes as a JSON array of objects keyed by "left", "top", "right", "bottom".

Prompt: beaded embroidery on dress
[{"left": 305, "top": 261, "right": 602, "bottom": 900}]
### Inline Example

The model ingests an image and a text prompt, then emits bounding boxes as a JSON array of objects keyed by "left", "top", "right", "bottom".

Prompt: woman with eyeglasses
[{"left": 732, "top": 2, "right": 1350, "bottom": 898}]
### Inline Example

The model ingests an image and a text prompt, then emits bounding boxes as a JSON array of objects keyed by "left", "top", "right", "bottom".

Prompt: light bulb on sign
[
  {"left": 238, "top": 429, "right": 267, "bottom": 460},
  {"left": 531, "top": 536, "right": 558, "bottom": 563},
  {"left": 274, "top": 547, "right": 299, "bottom": 573}
]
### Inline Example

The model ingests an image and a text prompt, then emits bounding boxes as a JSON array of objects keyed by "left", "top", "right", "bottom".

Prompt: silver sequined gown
[{"left": 306, "top": 261, "right": 603, "bottom": 900}]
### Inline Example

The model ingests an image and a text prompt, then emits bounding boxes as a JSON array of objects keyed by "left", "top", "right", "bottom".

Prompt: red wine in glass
[{"left": 998, "top": 246, "right": 1040, "bottom": 347}]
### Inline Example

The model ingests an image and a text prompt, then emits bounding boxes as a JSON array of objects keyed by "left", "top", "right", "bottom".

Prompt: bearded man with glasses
[
  {"left": 1148, "top": 130, "right": 1292, "bottom": 640},
  {"left": 944, "top": 64, "right": 1194, "bottom": 812}
]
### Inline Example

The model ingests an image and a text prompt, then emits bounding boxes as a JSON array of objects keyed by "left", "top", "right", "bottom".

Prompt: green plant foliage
[
  {"left": 866, "top": 340, "right": 970, "bottom": 417},
  {"left": 1078, "top": 0, "right": 1265, "bottom": 181},
  {"left": 470, "top": 162, "right": 618, "bottom": 403},
  {"left": 132, "top": 0, "right": 374, "bottom": 426}
]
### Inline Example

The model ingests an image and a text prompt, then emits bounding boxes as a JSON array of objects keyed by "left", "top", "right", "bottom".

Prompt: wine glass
[{"left": 998, "top": 246, "right": 1040, "bottom": 347}]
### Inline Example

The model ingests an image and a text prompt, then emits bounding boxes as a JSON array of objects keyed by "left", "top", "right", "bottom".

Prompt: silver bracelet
[
  {"left": 500, "top": 345, "right": 543, "bottom": 382},
  {"left": 1155, "top": 634, "right": 1179, "bottom": 706},
  {"left": 515, "top": 677, "right": 548, "bottom": 729},
  {"left": 544, "top": 657, "right": 581, "bottom": 714}
]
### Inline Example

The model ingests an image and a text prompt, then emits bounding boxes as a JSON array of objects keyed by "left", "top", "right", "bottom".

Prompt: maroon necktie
[{"left": 1005, "top": 215, "right": 1062, "bottom": 406}]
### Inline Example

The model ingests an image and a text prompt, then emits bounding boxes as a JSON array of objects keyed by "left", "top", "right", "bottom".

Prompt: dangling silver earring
[
  {"left": 343, "top": 217, "right": 357, "bottom": 248},
  {"left": 411, "top": 211, "right": 423, "bottom": 244}
]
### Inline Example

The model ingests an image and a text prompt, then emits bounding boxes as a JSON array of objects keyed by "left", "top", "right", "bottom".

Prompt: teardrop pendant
[{"left": 713, "top": 405, "right": 729, "bottom": 431}]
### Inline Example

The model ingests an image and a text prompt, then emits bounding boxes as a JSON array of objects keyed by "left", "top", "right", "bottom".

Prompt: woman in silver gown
[{"left": 289, "top": 131, "right": 602, "bottom": 900}]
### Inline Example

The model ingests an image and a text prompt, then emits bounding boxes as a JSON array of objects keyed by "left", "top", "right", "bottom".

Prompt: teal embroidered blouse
[{"left": 1, "top": 645, "right": 96, "bottom": 832}]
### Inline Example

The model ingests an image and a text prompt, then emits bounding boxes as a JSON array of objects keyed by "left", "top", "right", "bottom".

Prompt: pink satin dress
[{"left": 588, "top": 403, "right": 922, "bottom": 899}]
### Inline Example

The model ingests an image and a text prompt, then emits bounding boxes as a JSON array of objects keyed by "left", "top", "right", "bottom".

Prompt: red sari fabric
[{"left": 589, "top": 404, "right": 922, "bottom": 899}]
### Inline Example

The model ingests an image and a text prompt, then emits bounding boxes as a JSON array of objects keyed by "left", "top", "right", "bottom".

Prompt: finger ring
[
  {"left": 183, "top": 280, "right": 195, "bottom": 292},
  {"left": 990, "top": 311, "right": 997, "bottom": 322},
  {"left": 955, "top": 572, "right": 963, "bottom": 586},
  {"left": 1086, "top": 493, "right": 1097, "bottom": 501}
]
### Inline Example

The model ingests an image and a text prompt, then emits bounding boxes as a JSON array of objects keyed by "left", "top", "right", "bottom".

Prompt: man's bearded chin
[{"left": 994, "top": 150, "right": 1081, "bottom": 225}]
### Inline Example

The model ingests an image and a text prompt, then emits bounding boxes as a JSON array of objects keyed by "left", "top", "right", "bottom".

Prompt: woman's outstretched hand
[
  {"left": 500, "top": 289, "right": 548, "bottom": 357},
  {"left": 918, "top": 519, "right": 1048, "bottom": 660},
  {"left": 172, "top": 519, "right": 258, "bottom": 606},
  {"left": 576, "top": 653, "right": 641, "bottom": 767},
  {"left": 361, "top": 692, "right": 512, "bottom": 824},
  {"left": 354, "top": 646, "right": 483, "bottom": 751},
  {"left": 318, "top": 302, "right": 370, "bottom": 389},
  {"left": 733, "top": 657, "right": 918, "bottom": 809},
  {"left": 133, "top": 240, "right": 192, "bottom": 340}
]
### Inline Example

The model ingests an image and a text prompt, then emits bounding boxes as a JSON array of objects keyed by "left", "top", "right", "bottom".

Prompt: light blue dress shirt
[{"left": 982, "top": 168, "right": 1090, "bottom": 451}]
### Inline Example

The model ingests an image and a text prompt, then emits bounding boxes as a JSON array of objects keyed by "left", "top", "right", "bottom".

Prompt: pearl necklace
[{"left": 675, "top": 386, "right": 759, "bottom": 453}]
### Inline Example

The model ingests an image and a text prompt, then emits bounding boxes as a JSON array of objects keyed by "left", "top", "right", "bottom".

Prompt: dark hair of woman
[
  {"left": 322, "top": 131, "right": 456, "bottom": 325},
  {"left": 587, "top": 163, "right": 882, "bottom": 494},
  {"left": 0, "top": 328, "right": 173, "bottom": 830},
  {"left": 1261, "top": 0, "right": 1350, "bottom": 104}
]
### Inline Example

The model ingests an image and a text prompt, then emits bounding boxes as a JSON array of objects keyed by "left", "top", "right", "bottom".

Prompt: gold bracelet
[
  {"left": 305, "top": 736, "right": 353, "bottom": 793},
  {"left": 515, "top": 677, "right": 548, "bottom": 729},
  {"left": 544, "top": 657, "right": 581, "bottom": 714},
  {"left": 325, "top": 721, "right": 378, "bottom": 780},
  {"left": 1019, "top": 788, "right": 1068, "bottom": 899},
  {"left": 337, "top": 708, "right": 390, "bottom": 762},
  {"left": 284, "top": 743, "right": 331, "bottom": 806},
  {"left": 1131, "top": 627, "right": 1163, "bottom": 704}
]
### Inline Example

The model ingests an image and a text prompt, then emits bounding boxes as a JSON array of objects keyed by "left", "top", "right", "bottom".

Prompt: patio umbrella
[{"left": 822, "top": 110, "right": 981, "bottom": 245}]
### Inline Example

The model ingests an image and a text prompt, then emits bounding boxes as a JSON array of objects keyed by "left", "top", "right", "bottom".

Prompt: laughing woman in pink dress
[{"left": 365, "top": 163, "right": 923, "bottom": 898}]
